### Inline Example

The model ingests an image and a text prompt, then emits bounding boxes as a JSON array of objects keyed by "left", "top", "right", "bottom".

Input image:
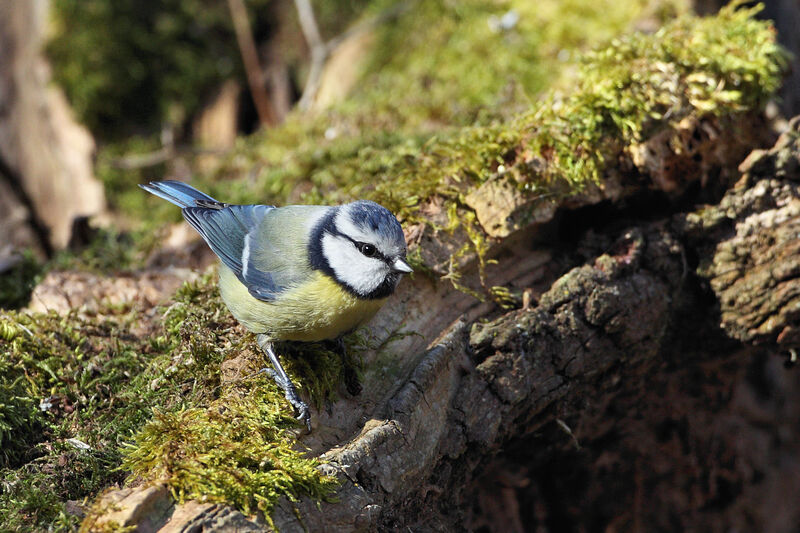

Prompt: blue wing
[
  {"left": 139, "top": 180, "right": 223, "bottom": 208},
  {"left": 140, "top": 180, "right": 283, "bottom": 301},
  {"left": 182, "top": 205, "right": 282, "bottom": 301}
]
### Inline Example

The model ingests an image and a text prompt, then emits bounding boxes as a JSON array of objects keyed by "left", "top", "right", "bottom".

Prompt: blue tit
[{"left": 140, "top": 180, "right": 412, "bottom": 429}]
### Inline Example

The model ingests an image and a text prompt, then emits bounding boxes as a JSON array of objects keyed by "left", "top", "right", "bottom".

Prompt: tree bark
[
  {"left": 87, "top": 114, "right": 800, "bottom": 531},
  {"left": 268, "top": 118, "right": 800, "bottom": 533},
  {"left": 0, "top": 0, "right": 105, "bottom": 253}
]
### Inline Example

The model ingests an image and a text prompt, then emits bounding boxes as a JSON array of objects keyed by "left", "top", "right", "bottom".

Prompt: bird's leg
[
  {"left": 256, "top": 334, "right": 311, "bottom": 431},
  {"left": 337, "top": 337, "right": 362, "bottom": 396}
]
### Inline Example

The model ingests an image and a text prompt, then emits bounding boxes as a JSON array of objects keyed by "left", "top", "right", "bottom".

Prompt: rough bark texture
[
  {"left": 0, "top": 0, "right": 105, "bottom": 253},
  {"left": 284, "top": 224, "right": 687, "bottom": 532},
  {"left": 86, "top": 116, "right": 800, "bottom": 532},
  {"left": 686, "top": 124, "right": 800, "bottom": 351}
]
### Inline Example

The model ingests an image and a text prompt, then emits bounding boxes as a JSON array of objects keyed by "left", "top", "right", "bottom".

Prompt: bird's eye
[{"left": 356, "top": 242, "right": 377, "bottom": 257}]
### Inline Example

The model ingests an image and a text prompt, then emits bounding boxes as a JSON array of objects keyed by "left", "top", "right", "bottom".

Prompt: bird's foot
[
  {"left": 258, "top": 368, "right": 311, "bottom": 433},
  {"left": 257, "top": 335, "right": 312, "bottom": 432},
  {"left": 258, "top": 367, "right": 311, "bottom": 431}
]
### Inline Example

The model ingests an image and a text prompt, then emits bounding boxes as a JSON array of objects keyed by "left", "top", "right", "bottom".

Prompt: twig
[
  {"left": 111, "top": 147, "right": 174, "bottom": 170},
  {"left": 293, "top": 0, "right": 324, "bottom": 50},
  {"left": 293, "top": 0, "right": 327, "bottom": 111},
  {"left": 227, "top": 0, "right": 277, "bottom": 127},
  {"left": 294, "top": 0, "right": 412, "bottom": 111}
]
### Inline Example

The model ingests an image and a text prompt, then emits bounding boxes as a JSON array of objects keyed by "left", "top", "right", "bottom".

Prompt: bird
[{"left": 140, "top": 180, "right": 412, "bottom": 429}]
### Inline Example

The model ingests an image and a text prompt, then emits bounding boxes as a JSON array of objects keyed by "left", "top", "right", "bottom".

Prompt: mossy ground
[
  {"left": 0, "top": 3, "right": 788, "bottom": 531},
  {"left": 107, "top": 2, "right": 784, "bottom": 249},
  {"left": 1, "top": 273, "right": 339, "bottom": 531},
  {"left": 1, "top": 305, "right": 154, "bottom": 530},
  {"left": 94, "top": 0, "right": 686, "bottom": 232}
]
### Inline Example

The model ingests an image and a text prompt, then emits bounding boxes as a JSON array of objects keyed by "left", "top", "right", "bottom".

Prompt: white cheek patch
[{"left": 322, "top": 233, "right": 389, "bottom": 296}]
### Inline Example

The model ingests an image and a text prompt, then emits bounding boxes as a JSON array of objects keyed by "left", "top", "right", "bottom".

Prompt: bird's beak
[{"left": 392, "top": 257, "right": 413, "bottom": 273}]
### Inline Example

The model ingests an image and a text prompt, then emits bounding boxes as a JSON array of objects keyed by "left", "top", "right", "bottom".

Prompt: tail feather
[{"left": 139, "top": 180, "right": 220, "bottom": 208}]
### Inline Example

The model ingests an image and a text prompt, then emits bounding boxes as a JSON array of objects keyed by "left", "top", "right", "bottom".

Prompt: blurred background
[{"left": 0, "top": 0, "right": 798, "bottom": 309}]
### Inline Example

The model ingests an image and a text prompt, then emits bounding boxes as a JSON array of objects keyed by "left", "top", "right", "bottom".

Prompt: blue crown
[{"left": 347, "top": 201, "right": 405, "bottom": 246}]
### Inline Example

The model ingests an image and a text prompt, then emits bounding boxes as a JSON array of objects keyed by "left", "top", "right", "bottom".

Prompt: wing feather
[
  {"left": 181, "top": 204, "right": 332, "bottom": 302},
  {"left": 183, "top": 204, "right": 281, "bottom": 301}
]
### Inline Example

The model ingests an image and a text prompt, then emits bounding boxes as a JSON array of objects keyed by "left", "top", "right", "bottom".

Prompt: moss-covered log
[
  {"left": 3, "top": 4, "right": 798, "bottom": 532},
  {"left": 79, "top": 116, "right": 800, "bottom": 531}
]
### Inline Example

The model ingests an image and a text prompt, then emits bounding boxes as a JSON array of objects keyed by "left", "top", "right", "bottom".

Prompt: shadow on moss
[{"left": 0, "top": 252, "right": 43, "bottom": 310}]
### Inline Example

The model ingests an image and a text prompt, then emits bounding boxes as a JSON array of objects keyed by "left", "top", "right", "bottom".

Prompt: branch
[
  {"left": 294, "top": 0, "right": 410, "bottom": 110},
  {"left": 293, "top": 0, "right": 328, "bottom": 111},
  {"left": 79, "top": 91, "right": 800, "bottom": 533},
  {"left": 109, "top": 146, "right": 227, "bottom": 170},
  {"left": 227, "top": 0, "right": 277, "bottom": 127}
]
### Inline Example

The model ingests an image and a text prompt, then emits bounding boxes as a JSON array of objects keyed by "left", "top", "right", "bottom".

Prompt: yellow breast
[{"left": 218, "top": 265, "right": 387, "bottom": 341}]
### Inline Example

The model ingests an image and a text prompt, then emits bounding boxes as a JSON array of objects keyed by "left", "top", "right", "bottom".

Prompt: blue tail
[{"left": 139, "top": 180, "right": 220, "bottom": 208}]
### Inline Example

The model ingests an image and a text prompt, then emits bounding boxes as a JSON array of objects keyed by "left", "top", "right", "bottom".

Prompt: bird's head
[{"left": 310, "top": 201, "right": 412, "bottom": 299}]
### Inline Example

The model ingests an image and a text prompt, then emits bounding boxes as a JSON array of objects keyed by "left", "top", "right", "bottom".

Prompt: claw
[
  {"left": 257, "top": 367, "right": 276, "bottom": 379},
  {"left": 296, "top": 404, "right": 311, "bottom": 432}
]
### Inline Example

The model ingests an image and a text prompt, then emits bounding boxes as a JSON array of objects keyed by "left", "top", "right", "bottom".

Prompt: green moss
[
  {"left": 90, "top": 3, "right": 785, "bottom": 304},
  {"left": 229, "top": 3, "right": 781, "bottom": 208},
  {"left": 119, "top": 274, "right": 348, "bottom": 518},
  {"left": 202, "top": 2, "right": 785, "bottom": 299},
  {"left": 6, "top": 5, "right": 786, "bottom": 528},
  {"left": 0, "top": 463, "right": 83, "bottom": 532},
  {"left": 48, "top": 229, "right": 148, "bottom": 274},
  {"left": 347, "top": 0, "right": 683, "bottom": 131},
  {"left": 279, "top": 342, "right": 348, "bottom": 409},
  {"left": 198, "top": 0, "right": 686, "bottom": 215},
  {"left": 0, "top": 309, "right": 151, "bottom": 469},
  {"left": 48, "top": 0, "right": 666, "bottom": 141},
  {"left": 93, "top": 0, "right": 675, "bottom": 247},
  {"left": 0, "top": 307, "right": 153, "bottom": 530},
  {"left": 53, "top": 4, "right": 788, "bottom": 290},
  {"left": 517, "top": 0, "right": 788, "bottom": 187},
  {"left": 1, "top": 272, "right": 342, "bottom": 530},
  {"left": 120, "top": 380, "right": 336, "bottom": 521}
]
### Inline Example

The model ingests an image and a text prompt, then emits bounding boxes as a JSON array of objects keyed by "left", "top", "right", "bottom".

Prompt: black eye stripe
[
  {"left": 355, "top": 241, "right": 388, "bottom": 261},
  {"left": 341, "top": 235, "right": 387, "bottom": 261},
  {"left": 326, "top": 224, "right": 391, "bottom": 262}
]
